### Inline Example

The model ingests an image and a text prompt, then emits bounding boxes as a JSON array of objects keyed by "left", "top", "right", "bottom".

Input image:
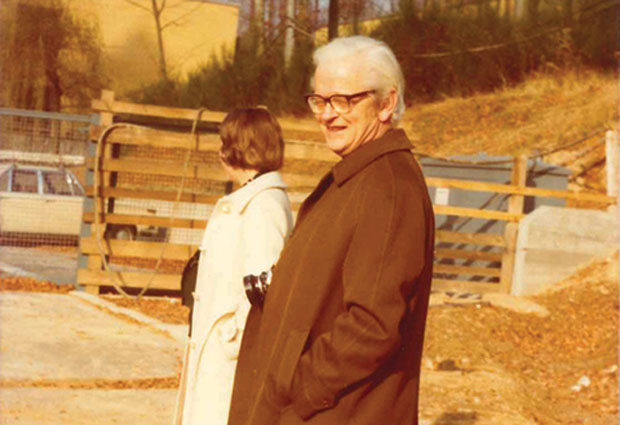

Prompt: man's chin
[{"left": 325, "top": 138, "right": 348, "bottom": 156}]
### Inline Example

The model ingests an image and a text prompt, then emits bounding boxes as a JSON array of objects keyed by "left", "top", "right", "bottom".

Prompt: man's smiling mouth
[{"left": 326, "top": 125, "right": 347, "bottom": 132}]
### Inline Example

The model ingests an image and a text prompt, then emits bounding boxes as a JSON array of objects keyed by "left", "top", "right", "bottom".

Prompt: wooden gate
[{"left": 77, "top": 92, "right": 617, "bottom": 295}]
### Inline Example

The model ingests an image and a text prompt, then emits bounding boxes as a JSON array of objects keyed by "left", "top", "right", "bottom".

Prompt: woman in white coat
[{"left": 174, "top": 108, "right": 294, "bottom": 425}]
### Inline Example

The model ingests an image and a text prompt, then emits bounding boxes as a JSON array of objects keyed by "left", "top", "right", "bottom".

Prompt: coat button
[
  {"left": 192, "top": 292, "right": 200, "bottom": 302},
  {"left": 222, "top": 205, "right": 231, "bottom": 213}
]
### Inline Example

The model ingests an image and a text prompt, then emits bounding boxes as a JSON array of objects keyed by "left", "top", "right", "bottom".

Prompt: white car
[
  {"left": 0, "top": 164, "right": 86, "bottom": 244},
  {"left": 0, "top": 163, "right": 148, "bottom": 243},
  {"left": 0, "top": 163, "right": 211, "bottom": 245}
]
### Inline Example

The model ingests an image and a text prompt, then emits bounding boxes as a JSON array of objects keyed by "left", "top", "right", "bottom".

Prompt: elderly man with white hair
[{"left": 227, "top": 36, "right": 435, "bottom": 425}]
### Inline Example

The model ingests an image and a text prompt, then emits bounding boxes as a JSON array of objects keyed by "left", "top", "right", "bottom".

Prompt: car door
[
  {"left": 0, "top": 168, "right": 47, "bottom": 234},
  {"left": 40, "top": 170, "right": 84, "bottom": 235}
]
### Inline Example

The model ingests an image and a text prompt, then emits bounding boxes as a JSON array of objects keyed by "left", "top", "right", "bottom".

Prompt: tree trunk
[
  {"left": 503, "top": 0, "right": 514, "bottom": 21},
  {"left": 527, "top": 0, "right": 540, "bottom": 26},
  {"left": 328, "top": 0, "right": 339, "bottom": 40},
  {"left": 563, "top": 0, "right": 573, "bottom": 25},
  {"left": 352, "top": 0, "right": 361, "bottom": 34},
  {"left": 477, "top": 0, "right": 491, "bottom": 19},
  {"left": 151, "top": 0, "right": 168, "bottom": 80},
  {"left": 42, "top": 43, "right": 62, "bottom": 111},
  {"left": 514, "top": 0, "right": 525, "bottom": 20},
  {"left": 254, "top": 0, "right": 264, "bottom": 50},
  {"left": 284, "top": 0, "right": 295, "bottom": 67},
  {"left": 313, "top": 0, "right": 319, "bottom": 31},
  {"left": 267, "top": 0, "right": 276, "bottom": 33},
  {"left": 41, "top": 6, "right": 63, "bottom": 111}
]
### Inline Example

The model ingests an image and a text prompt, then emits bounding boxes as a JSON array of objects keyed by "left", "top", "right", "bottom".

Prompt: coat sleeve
[{"left": 284, "top": 165, "right": 431, "bottom": 419}]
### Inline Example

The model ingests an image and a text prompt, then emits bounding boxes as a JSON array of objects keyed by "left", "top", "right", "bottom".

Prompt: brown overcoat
[{"left": 228, "top": 129, "right": 435, "bottom": 425}]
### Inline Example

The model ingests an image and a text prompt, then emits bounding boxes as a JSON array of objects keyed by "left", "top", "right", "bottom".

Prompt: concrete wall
[{"left": 511, "top": 206, "right": 619, "bottom": 295}]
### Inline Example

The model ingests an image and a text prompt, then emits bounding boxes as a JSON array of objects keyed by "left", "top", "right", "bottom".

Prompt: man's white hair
[{"left": 312, "top": 36, "right": 406, "bottom": 125}]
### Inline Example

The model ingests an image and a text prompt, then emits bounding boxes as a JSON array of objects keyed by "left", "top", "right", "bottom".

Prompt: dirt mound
[
  {"left": 0, "top": 276, "right": 73, "bottom": 293},
  {"left": 102, "top": 295, "right": 189, "bottom": 325},
  {"left": 422, "top": 254, "right": 618, "bottom": 424}
]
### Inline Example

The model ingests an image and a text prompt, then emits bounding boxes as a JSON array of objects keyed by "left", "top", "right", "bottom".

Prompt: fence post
[
  {"left": 606, "top": 130, "right": 619, "bottom": 214},
  {"left": 84, "top": 90, "right": 115, "bottom": 295},
  {"left": 499, "top": 154, "right": 527, "bottom": 293}
]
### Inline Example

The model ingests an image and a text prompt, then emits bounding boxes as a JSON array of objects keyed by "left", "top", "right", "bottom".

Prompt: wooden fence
[{"left": 77, "top": 92, "right": 618, "bottom": 295}]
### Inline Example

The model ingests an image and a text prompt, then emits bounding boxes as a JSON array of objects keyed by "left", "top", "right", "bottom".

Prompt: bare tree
[{"left": 123, "top": 0, "right": 203, "bottom": 80}]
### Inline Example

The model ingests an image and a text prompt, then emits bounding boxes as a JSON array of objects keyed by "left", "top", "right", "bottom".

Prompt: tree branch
[
  {"left": 161, "top": 4, "right": 202, "bottom": 30},
  {"left": 123, "top": 0, "right": 152, "bottom": 13}
]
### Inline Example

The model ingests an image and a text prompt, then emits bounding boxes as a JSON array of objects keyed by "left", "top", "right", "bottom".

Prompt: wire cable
[
  {"left": 413, "top": 128, "right": 607, "bottom": 165},
  {"left": 92, "top": 110, "right": 209, "bottom": 298}
]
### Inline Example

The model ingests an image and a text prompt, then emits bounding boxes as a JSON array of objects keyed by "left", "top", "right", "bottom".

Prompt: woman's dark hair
[{"left": 219, "top": 108, "right": 284, "bottom": 172}]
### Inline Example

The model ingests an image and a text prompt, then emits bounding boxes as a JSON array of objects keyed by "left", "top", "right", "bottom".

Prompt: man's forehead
[{"left": 314, "top": 60, "right": 372, "bottom": 93}]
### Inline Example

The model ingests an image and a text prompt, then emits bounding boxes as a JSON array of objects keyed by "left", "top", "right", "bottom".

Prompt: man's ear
[{"left": 378, "top": 89, "right": 398, "bottom": 123}]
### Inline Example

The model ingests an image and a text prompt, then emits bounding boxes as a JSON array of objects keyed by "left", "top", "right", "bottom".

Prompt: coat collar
[
  {"left": 222, "top": 171, "right": 287, "bottom": 214},
  {"left": 332, "top": 129, "right": 413, "bottom": 186}
]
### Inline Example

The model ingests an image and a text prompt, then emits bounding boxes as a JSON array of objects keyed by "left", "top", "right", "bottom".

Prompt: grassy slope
[{"left": 404, "top": 70, "right": 618, "bottom": 157}]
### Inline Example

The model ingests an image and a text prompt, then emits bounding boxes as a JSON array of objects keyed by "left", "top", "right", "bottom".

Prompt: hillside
[{"left": 404, "top": 70, "right": 617, "bottom": 157}]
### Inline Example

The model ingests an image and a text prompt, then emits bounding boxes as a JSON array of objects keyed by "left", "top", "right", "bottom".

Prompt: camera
[{"left": 243, "top": 268, "right": 273, "bottom": 307}]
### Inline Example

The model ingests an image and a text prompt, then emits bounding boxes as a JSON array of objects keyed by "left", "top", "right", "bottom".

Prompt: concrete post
[{"left": 606, "top": 130, "right": 619, "bottom": 214}]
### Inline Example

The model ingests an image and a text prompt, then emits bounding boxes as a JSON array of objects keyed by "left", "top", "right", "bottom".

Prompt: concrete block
[{"left": 511, "top": 206, "right": 619, "bottom": 295}]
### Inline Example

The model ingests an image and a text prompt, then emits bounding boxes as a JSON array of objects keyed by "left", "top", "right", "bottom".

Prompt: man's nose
[{"left": 319, "top": 103, "right": 338, "bottom": 122}]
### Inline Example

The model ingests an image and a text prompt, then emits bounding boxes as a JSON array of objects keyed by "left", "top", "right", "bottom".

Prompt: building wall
[{"left": 71, "top": 0, "right": 239, "bottom": 96}]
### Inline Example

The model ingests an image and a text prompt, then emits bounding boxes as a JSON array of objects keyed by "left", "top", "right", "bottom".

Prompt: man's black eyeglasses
[{"left": 305, "top": 90, "right": 376, "bottom": 114}]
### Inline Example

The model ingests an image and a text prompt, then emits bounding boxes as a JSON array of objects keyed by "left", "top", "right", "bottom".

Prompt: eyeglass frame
[{"left": 304, "top": 90, "right": 376, "bottom": 114}]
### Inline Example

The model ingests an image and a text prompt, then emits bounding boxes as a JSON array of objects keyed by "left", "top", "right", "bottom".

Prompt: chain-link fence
[
  {"left": 0, "top": 108, "right": 94, "bottom": 285},
  {"left": 0, "top": 108, "right": 93, "bottom": 156}
]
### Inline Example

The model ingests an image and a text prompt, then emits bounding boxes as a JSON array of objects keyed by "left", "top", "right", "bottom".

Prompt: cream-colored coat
[{"left": 175, "top": 171, "right": 293, "bottom": 425}]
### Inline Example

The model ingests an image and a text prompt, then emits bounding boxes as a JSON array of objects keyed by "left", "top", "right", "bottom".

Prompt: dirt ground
[
  {"left": 420, "top": 254, "right": 618, "bottom": 425},
  {"left": 1, "top": 253, "right": 617, "bottom": 425}
]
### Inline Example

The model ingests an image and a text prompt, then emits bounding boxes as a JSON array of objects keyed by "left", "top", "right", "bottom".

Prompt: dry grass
[
  {"left": 422, "top": 253, "right": 619, "bottom": 425},
  {"left": 403, "top": 70, "right": 618, "bottom": 157}
]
